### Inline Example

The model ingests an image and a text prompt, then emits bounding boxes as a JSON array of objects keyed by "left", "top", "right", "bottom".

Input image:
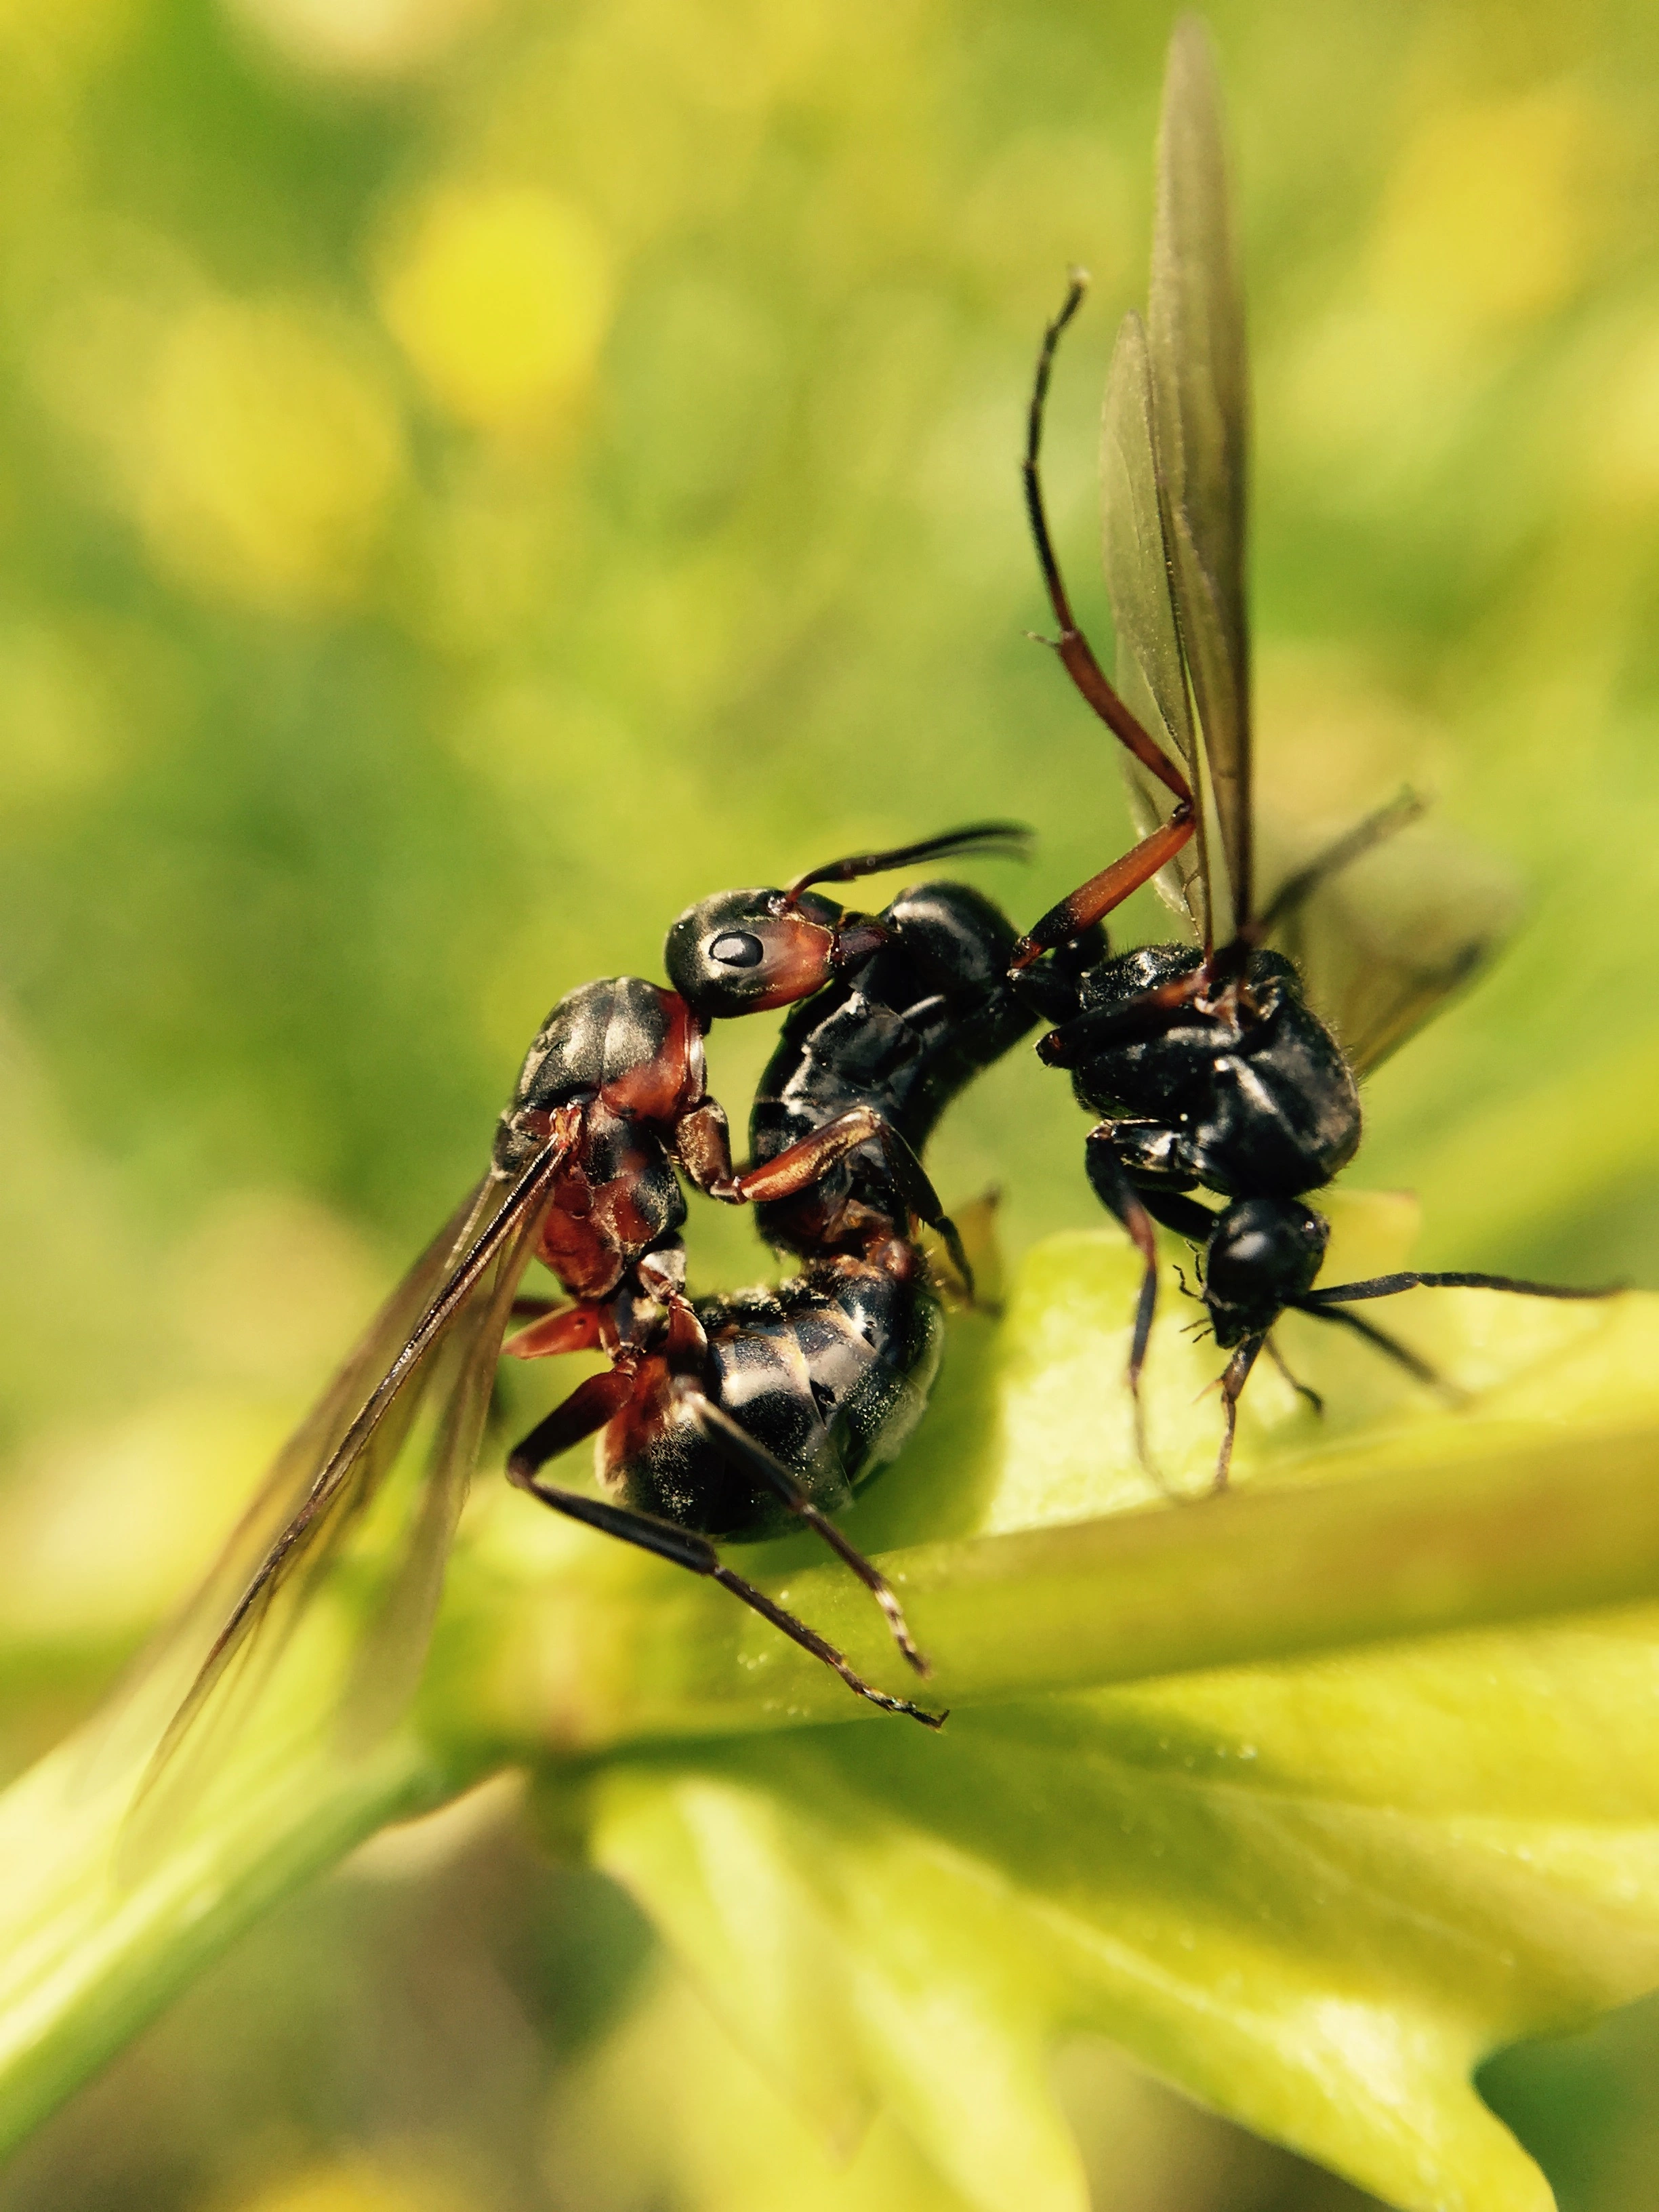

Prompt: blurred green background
[{"left": 2, "top": 0, "right": 1658, "bottom": 2204}]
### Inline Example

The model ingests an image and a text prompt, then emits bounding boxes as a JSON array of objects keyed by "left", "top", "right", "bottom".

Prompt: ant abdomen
[{"left": 606, "top": 1258, "right": 943, "bottom": 1542}]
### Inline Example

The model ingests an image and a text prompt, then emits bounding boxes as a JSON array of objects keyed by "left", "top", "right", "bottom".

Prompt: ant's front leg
[
  {"left": 1082, "top": 1135, "right": 1219, "bottom": 1479},
  {"left": 1214, "top": 1335, "right": 1266, "bottom": 1492},
  {"left": 1035, "top": 969, "right": 1218, "bottom": 1070},
  {"left": 680, "top": 1099, "right": 973, "bottom": 1295},
  {"left": 501, "top": 1288, "right": 640, "bottom": 1470},
  {"left": 1083, "top": 1131, "right": 1166, "bottom": 1471},
  {"left": 743, "top": 1107, "right": 974, "bottom": 1296},
  {"left": 502, "top": 1252, "right": 692, "bottom": 1452},
  {"left": 502, "top": 1298, "right": 608, "bottom": 1361}
]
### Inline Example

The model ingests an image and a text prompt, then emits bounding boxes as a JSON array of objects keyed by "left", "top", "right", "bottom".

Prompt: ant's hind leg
[
  {"left": 510, "top": 1456, "right": 943, "bottom": 1728},
  {"left": 685, "top": 1391, "right": 930, "bottom": 1677},
  {"left": 1084, "top": 1130, "right": 1164, "bottom": 1471},
  {"left": 506, "top": 1386, "right": 942, "bottom": 1727}
]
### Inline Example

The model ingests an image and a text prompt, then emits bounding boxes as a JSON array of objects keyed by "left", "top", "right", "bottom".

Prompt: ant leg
[
  {"left": 1265, "top": 1334, "right": 1324, "bottom": 1416},
  {"left": 1302, "top": 1270, "right": 1620, "bottom": 1307},
  {"left": 507, "top": 1456, "right": 943, "bottom": 1730},
  {"left": 726, "top": 1105, "right": 974, "bottom": 1295},
  {"left": 1294, "top": 1269, "right": 1618, "bottom": 1399},
  {"left": 870, "top": 1122, "right": 974, "bottom": 1296},
  {"left": 1008, "top": 278, "right": 1195, "bottom": 975},
  {"left": 1022, "top": 274, "right": 1193, "bottom": 813},
  {"left": 1214, "top": 1335, "right": 1265, "bottom": 1492},
  {"left": 673, "top": 1098, "right": 737, "bottom": 1199},
  {"left": 1129, "top": 1184, "right": 1217, "bottom": 1242},
  {"left": 1036, "top": 972, "right": 1214, "bottom": 1069},
  {"left": 1083, "top": 1131, "right": 1164, "bottom": 1471},
  {"left": 1010, "top": 820, "right": 1197, "bottom": 972},
  {"left": 503, "top": 1300, "right": 607, "bottom": 1362},
  {"left": 685, "top": 1391, "right": 929, "bottom": 1675},
  {"left": 1287, "top": 1297, "right": 1452, "bottom": 1396},
  {"left": 506, "top": 1365, "right": 636, "bottom": 1471}
]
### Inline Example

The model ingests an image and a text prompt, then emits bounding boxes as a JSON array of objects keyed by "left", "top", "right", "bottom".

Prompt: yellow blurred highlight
[
  {"left": 0, "top": 1395, "right": 287, "bottom": 1641},
  {"left": 228, "top": 2163, "right": 473, "bottom": 2212},
  {"left": 226, "top": 0, "right": 493, "bottom": 80},
  {"left": 1587, "top": 322, "right": 1659, "bottom": 507},
  {"left": 1370, "top": 92, "right": 1597, "bottom": 337},
  {"left": 0, "top": 0, "right": 131, "bottom": 76},
  {"left": 138, "top": 298, "right": 404, "bottom": 613},
  {"left": 163, "top": 1189, "right": 380, "bottom": 1391},
  {"left": 377, "top": 184, "right": 613, "bottom": 432},
  {"left": 0, "top": 623, "right": 115, "bottom": 808}
]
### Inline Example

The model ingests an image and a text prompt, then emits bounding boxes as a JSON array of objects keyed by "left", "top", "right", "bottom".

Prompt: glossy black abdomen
[
  {"left": 1069, "top": 944, "right": 1360, "bottom": 1196},
  {"left": 612, "top": 1254, "right": 943, "bottom": 1539}
]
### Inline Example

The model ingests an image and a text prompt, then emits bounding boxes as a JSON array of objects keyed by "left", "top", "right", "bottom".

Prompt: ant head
[
  {"left": 663, "top": 887, "right": 877, "bottom": 1020},
  {"left": 664, "top": 821, "right": 1030, "bottom": 1023},
  {"left": 1202, "top": 1196, "right": 1328, "bottom": 1347}
]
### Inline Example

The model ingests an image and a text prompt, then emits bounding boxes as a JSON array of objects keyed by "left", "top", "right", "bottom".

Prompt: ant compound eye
[
  {"left": 709, "top": 931, "right": 764, "bottom": 969},
  {"left": 665, "top": 889, "right": 838, "bottom": 1021}
]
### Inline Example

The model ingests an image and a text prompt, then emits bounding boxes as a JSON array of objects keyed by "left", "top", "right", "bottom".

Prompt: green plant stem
[
  {"left": 455, "top": 1416, "right": 1659, "bottom": 1750},
  {"left": 0, "top": 1725, "right": 449, "bottom": 2158},
  {"left": 6, "top": 1409, "right": 1659, "bottom": 2159}
]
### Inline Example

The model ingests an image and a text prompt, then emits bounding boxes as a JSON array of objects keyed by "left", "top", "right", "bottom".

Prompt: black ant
[
  {"left": 134, "top": 823, "right": 1037, "bottom": 1790},
  {"left": 496, "top": 829, "right": 1047, "bottom": 1728},
  {"left": 1003, "top": 21, "right": 1614, "bottom": 1487}
]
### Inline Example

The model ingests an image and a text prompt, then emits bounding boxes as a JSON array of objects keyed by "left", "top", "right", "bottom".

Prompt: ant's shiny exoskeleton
[
  {"left": 496, "top": 828, "right": 1042, "bottom": 1727},
  {"left": 131, "top": 823, "right": 1036, "bottom": 1794},
  {"left": 1002, "top": 21, "right": 1614, "bottom": 1486}
]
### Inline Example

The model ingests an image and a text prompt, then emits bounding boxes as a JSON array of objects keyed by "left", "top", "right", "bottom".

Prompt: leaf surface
[{"left": 531, "top": 1197, "right": 1659, "bottom": 2212}]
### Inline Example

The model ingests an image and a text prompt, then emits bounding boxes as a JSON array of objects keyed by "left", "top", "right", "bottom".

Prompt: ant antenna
[{"left": 783, "top": 821, "right": 1032, "bottom": 905}]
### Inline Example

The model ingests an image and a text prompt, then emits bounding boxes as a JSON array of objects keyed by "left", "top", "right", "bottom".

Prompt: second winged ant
[{"left": 1003, "top": 20, "right": 1614, "bottom": 1486}]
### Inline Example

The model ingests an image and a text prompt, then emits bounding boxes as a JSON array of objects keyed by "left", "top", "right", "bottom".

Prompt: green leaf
[
  {"left": 0, "top": 1680, "right": 443, "bottom": 2158},
  {"left": 5, "top": 1192, "right": 1659, "bottom": 2211},
  {"left": 512, "top": 1195, "right": 1659, "bottom": 2212}
]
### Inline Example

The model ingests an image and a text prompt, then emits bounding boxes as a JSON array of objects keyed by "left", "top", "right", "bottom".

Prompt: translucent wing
[
  {"left": 1266, "top": 816, "right": 1523, "bottom": 1076},
  {"left": 1101, "top": 308, "right": 1209, "bottom": 943},
  {"left": 1147, "top": 14, "right": 1252, "bottom": 930},
  {"left": 78, "top": 1184, "right": 487, "bottom": 1797},
  {"left": 99, "top": 1139, "right": 567, "bottom": 1849},
  {"left": 336, "top": 1192, "right": 542, "bottom": 1753}
]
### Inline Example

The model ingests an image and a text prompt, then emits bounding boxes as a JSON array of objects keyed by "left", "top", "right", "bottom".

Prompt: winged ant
[
  {"left": 495, "top": 827, "right": 1049, "bottom": 1729},
  {"left": 1003, "top": 19, "right": 1614, "bottom": 1488},
  {"left": 130, "top": 819, "right": 1041, "bottom": 1805}
]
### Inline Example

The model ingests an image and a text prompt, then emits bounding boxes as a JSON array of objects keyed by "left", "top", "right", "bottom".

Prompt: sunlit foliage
[{"left": 2, "top": 0, "right": 1659, "bottom": 2206}]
